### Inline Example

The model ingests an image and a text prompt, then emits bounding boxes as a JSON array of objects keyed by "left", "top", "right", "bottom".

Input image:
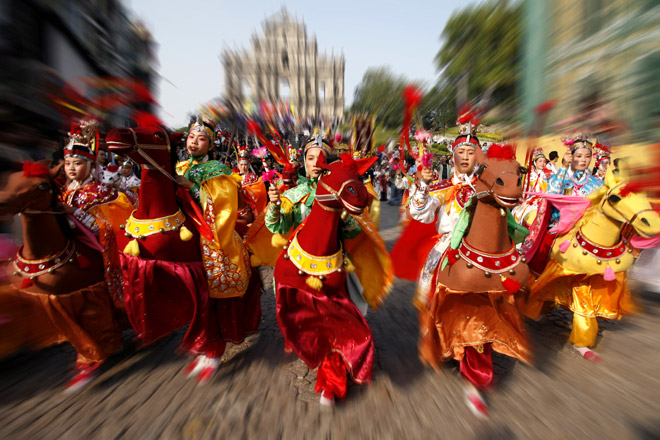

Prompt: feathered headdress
[
  {"left": 450, "top": 103, "right": 482, "bottom": 153},
  {"left": 64, "top": 118, "right": 100, "bottom": 162}
]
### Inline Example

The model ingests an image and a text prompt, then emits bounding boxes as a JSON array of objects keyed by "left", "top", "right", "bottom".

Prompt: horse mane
[
  {"left": 573, "top": 184, "right": 608, "bottom": 231},
  {"left": 51, "top": 183, "right": 75, "bottom": 240}
]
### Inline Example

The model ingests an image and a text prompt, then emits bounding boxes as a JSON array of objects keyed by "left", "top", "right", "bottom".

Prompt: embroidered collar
[
  {"left": 457, "top": 239, "right": 520, "bottom": 274},
  {"left": 286, "top": 233, "right": 343, "bottom": 276},
  {"left": 123, "top": 209, "right": 186, "bottom": 239},
  {"left": 575, "top": 228, "right": 626, "bottom": 260},
  {"left": 13, "top": 240, "right": 76, "bottom": 278}
]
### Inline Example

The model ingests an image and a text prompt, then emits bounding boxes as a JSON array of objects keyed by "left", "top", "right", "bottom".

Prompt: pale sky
[{"left": 128, "top": 0, "right": 480, "bottom": 128}]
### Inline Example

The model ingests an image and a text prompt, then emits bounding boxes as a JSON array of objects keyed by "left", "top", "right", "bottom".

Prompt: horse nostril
[
  {"left": 496, "top": 178, "right": 504, "bottom": 186},
  {"left": 641, "top": 217, "right": 650, "bottom": 227}
]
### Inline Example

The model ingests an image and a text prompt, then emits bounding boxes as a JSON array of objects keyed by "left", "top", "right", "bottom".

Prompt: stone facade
[{"left": 222, "top": 10, "right": 344, "bottom": 123}]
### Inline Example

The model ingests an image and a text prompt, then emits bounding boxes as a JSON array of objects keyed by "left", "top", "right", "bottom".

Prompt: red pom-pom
[
  {"left": 22, "top": 161, "right": 50, "bottom": 179},
  {"left": 446, "top": 248, "right": 460, "bottom": 265},
  {"left": 486, "top": 144, "right": 516, "bottom": 161},
  {"left": 620, "top": 181, "right": 645, "bottom": 198},
  {"left": 501, "top": 276, "right": 522, "bottom": 294}
]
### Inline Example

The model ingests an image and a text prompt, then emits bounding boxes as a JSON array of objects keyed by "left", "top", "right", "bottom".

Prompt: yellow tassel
[
  {"left": 305, "top": 276, "right": 323, "bottom": 290},
  {"left": 123, "top": 239, "right": 140, "bottom": 257},
  {"left": 271, "top": 233, "right": 289, "bottom": 248},
  {"left": 179, "top": 225, "right": 193, "bottom": 241},
  {"left": 344, "top": 258, "right": 356, "bottom": 273}
]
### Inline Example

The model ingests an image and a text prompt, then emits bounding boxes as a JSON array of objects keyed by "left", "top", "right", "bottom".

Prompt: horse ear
[
  {"left": 474, "top": 147, "right": 486, "bottom": 164},
  {"left": 354, "top": 156, "right": 378, "bottom": 176},
  {"left": 50, "top": 162, "right": 64, "bottom": 180},
  {"left": 604, "top": 166, "right": 623, "bottom": 189},
  {"left": 170, "top": 132, "right": 184, "bottom": 144}
]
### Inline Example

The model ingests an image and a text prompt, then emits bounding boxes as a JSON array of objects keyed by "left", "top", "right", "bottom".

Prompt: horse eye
[
  {"left": 495, "top": 178, "right": 504, "bottom": 186},
  {"left": 347, "top": 186, "right": 356, "bottom": 195},
  {"left": 609, "top": 194, "right": 621, "bottom": 204},
  {"left": 37, "top": 183, "right": 51, "bottom": 191},
  {"left": 154, "top": 132, "right": 164, "bottom": 140},
  {"left": 519, "top": 166, "right": 528, "bottom": 174}
]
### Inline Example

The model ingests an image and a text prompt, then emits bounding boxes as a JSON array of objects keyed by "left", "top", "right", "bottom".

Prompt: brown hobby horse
[
  {"left": 0, "top": 161, "right": 122, "bottom": 391},
  {"left": 418, "top": 144, "right": 531, "bottom": 417}
]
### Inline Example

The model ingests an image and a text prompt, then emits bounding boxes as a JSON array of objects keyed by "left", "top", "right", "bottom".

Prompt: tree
[
  {"left": 435, "top": 0, "right": 521, "bottom": 109},
  {"left": 419, "top": 80, "right": 457, "bottom": 132},
  {"left": 351, "top": 67, "right": 418, "bottom": 129}
]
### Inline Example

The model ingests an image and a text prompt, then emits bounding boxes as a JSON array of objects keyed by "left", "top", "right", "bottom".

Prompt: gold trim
[
  {"left": 287, "top": 233, "right": 343, "bottom": 276},
  {"left": 125, "top": 209, "right": 186, "bottom": 238}
]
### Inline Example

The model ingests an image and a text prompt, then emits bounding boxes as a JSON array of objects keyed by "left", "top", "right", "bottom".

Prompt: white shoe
[
  {"left": 319, "top": 390, "right": 335, "bottom": 407},
  {"left": 464, "top": 384, "right": 489, "bottom": 418},
  {"left": 573, "top": 345, "right": 602, "bottom": 363},
  {"left": 196, "top": 357, "right": 220, "bottom": 385},
  {"left": 184, "top": 355, "right": 206, "bottom": 379}
]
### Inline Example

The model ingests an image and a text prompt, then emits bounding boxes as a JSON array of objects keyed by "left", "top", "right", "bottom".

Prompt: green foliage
[
  {"left": 428, "top": 143, "right": 450, "bottom": 156},
  {"left": 435, "top": 0, "right": 521, "bottom": 108},
  {"left": 351, "top": 67, "right": 422, "bottom": 129}
]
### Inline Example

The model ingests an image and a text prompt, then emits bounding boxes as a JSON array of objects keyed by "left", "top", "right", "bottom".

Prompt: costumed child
[
  {"left": 266, "top": 132, "right": 391, "bottom": 407},
  {"left": 175, "top": 116, "right": 261, "bottom": 380},
  {"left": 390, "top": 109, "right": 481, "bottom": 288},
  {"left": 61, "top": 119, "right": 134, "bottom": 307},
  {"left": 416, "top": 144, "right": 531, "bottom": 417}
]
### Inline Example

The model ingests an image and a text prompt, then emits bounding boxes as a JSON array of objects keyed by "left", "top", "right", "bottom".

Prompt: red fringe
[{"left": 486, "top": 144, "right": 516, "bottom": 160}]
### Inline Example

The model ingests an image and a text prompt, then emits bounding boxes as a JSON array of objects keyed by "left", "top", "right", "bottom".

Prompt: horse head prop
[
  {"left": 472, "top": 144, "right": 526, "bottom": 211},
  {"left": 313, "top": 153, "right": 376, "bottom": 215},
  {"left": 552, "top": 167, "right": 660, "bottom": 278},
  {"left": 439, "top": 144, "right": 529, "bottom": 295}
]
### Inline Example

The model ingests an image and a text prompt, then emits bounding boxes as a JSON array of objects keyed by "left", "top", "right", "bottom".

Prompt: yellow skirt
[{"left": 526, "top": 259, "right": 637, "bottom": 321}]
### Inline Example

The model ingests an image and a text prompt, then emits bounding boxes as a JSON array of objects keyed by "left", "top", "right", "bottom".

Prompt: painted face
[
  {"left": 453, "top": 146, "right": 477, "bottom": 175},
  {"left": 534, "top": 157, "right": 548, "bottom": 170},
  {"left": 186, "top": 131, "right": 212, "bottom": 157},
  {"left": 64, "top": 157, "right": 90, "bottom": 182},
  {"left": 305, "top": 147, "right": 326, "bottom": 178},
  {"left": 599, "top": 158, "right": 610, "bottom": 170},
  {"left": 119, "top": 165, "right": 132, "bottom": 177},
  {"left": 571, "top": 148, "right": 592, "bottom": 172},
  {"left": 238, "top": 161, "right": 250, "bottom": 175}
]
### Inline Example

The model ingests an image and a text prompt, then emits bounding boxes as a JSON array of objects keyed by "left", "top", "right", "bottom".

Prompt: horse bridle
[
  {"left": 315, "top": 174, "right": 364, "bottom": 214},
  {"left": 120, "top": 127, "right": 177, "bottom": 184},
  {"left": 600, "top": 181, "right": 656, "bottom": 238},
  {"left": 473, "top": 163, "right": 526, "bottom": 201}
]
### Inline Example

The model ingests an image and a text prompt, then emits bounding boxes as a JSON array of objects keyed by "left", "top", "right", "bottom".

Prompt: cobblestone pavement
[{"left": 2, "top": 202, "right": 660, "bottom": 439}]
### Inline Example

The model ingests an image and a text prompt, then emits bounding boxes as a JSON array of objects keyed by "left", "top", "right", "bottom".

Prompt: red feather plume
[{"left": 22, "top": 161, "right": 50, "bottom": 179}]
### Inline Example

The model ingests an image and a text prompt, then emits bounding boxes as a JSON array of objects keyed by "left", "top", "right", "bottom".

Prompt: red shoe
[{"left": 64, "top": 364, "right": 100, "bottom": 393}]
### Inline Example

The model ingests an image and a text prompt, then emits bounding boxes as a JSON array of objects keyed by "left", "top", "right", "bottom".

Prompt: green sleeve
[{"left": 340, "top": 214, "right": 362, "bottom": 239}]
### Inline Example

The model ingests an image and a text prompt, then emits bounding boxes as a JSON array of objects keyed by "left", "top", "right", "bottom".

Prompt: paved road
[{"left": 2, "top": 202, "right": 660, "bottom": 439}]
